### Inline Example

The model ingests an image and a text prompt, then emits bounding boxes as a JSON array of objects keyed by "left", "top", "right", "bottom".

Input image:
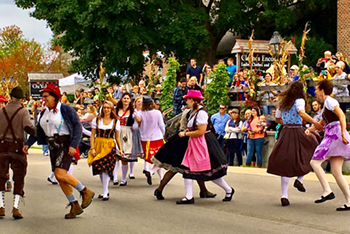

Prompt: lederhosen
[
  {"left": 39, "top": 110, "right": 73, "bottom": 172},
  {"left": 0, "top": 107, "right": 26, "bottom": 196},
  {"left": 91, "top": 118, "right": 118, "bottom": 177}
]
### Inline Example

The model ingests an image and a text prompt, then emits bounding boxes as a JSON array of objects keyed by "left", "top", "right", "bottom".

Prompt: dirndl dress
[
  {"left": 267, "top": 99, "right": 319, "bottom": 177},
  {"left": 88, "top": 119, "right": 118, "bottom": 177},
  {"left": 141, "top": 139, "right": 165, "bottom": 164},
  {"left": 311, "top": 104, "right": 350, "bottom": 161},
  {"left": 181, "top": 108, "right": 228, "bottom": 181}
]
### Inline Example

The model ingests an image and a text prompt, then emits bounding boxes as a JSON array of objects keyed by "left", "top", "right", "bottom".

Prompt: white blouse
[{"left": 91, "top": 117, "right": 121, "bottom": 131}]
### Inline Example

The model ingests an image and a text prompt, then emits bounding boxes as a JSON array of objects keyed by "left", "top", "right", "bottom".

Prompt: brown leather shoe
[
  {"left": 65, "top": 201, "right": 83, "bottom": 219},
  {"left": 0, "top": 207, "right": 5, "bottom": 217},
  {"left": 12, "top": 208, "right": 23, "bottom": 219},
  {"left": 80, "top": 188, "right": 95, "bottom": 209}
]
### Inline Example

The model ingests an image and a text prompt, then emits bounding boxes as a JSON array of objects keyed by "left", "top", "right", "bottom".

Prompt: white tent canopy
[{"left": 59, "top": 73, "right": 91, "bottom": 94}]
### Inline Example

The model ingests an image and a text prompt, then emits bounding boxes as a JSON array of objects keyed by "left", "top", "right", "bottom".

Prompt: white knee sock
[
  {"left": 150, "top": 165, "right": 160, "bottom": 175},
  {"left": 121, "top": 164, "right": 128, "bottom": 182},
  {"left": 281, "top": 176, "right": 290, "bottom": 199},
  {"left": 144, "top": 161, "right": 150, "bottom": 171},
  {"left": 13, "top": 194, "right": 21, "bottom": 209},
  {"left": 67, "top": 164, "right": 74, "bottom": 175},
  {"left": 99, "top": 174, "right": 103, "bottom": 183},
  {"left": 0, "top": 191, "right": 4, "bottom": 208},
  {"left": 297, "top": 175, "right": 304, "bottom": 183},
  {"left": 49, "top": 172, "right": 56, "bottom": 182},
  {"left": 129, "top": 162, "right": 135, "bottom": 176},
  {"left": 113, "top": 161, "right": 120, "bottom": 182},
  {"left": 184, "top": 178, "right": 193, "bottom": 199},
  {"left": 212, "top": 178, "right": 231, "bottom": 193},
  {"left": 102, "top": 172, "right": 110, "bottom": 197},
  {"left": 157, "top": 168, "right": 164, "bottom": 180}
]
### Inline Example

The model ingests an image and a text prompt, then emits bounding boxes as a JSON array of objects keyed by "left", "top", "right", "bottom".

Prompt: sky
[{"left": 0, "top": 0, "right": 53, "bottom": 45}]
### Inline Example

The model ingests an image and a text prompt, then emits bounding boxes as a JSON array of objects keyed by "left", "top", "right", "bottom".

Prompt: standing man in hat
[
  {"left": 0, "top": 87, "right": 36, "bottom": 219},
  {"left": 24, "top": 84, "right": 95, "bottom": 219}
]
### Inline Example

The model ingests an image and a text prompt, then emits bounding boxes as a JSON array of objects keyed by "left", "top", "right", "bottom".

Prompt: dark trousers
[
  {"left": 227, "top": 139, "right": 242, "bottom": 166},
  {"left": 0, "top": 154, "right": 27, "bottom": 196},
  {"left": 217, "top": 135, "right": 225, "bottom": 152}
]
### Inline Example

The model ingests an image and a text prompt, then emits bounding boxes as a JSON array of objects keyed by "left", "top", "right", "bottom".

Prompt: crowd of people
[{"left": 0, "top": 50, "right": 350, "bottom": 220}]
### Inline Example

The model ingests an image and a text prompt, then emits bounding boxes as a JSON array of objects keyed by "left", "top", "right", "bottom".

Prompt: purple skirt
[{"left": 312, "top": 121, "right": 350, "bottom": 161}]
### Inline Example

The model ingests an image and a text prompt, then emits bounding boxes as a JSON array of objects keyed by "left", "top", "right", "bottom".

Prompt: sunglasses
[{"left": 220, "top": 107, "right": 226, "bottom": 110}]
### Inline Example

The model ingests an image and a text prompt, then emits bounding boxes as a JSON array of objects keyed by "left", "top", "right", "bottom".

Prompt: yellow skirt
[{"left": 88, "top": 137, "right": 115, "bottom": 166}]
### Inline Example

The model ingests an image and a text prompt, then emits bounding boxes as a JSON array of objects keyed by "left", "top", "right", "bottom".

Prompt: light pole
[{"left": 269, "top": 31, "right": 282, "bottom": 59}]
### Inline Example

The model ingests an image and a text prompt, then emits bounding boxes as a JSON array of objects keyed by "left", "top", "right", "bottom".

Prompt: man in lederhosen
[{"left": 0, "top": 87, "right": 36, "bottom": 219}]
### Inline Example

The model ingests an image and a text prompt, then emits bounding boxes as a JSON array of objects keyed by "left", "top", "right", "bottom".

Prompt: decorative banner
[{"left": 30, "top": 81, "right": 59, "bottom": 99}]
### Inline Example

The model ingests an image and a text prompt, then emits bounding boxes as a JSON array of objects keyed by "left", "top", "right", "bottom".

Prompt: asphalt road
[{"left": 1, "top": 149, "right": 350, "bottom": 234}]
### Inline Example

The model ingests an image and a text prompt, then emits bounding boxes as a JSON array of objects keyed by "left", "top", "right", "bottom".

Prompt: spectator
[
  {"left": 186, "top": 58, "right": 203, "bottom": 85},
  {"left": 332, "top": 61, "right": 350, "bottom": 113},
  {"left": 81, "top": 105, "right": 97, "bottom": 126},
  {"left": 267, "top": 108, "right": 278, "bottom": 131},
  {"left": 112, "top": 83, "right": 122, "bottom": 99},
  {"left": 87, "top": 90, "right": 94, "bottom": 99},
  {"left": 173, "top": 77, "right": 188, "bottom": 115},
  {"left": 61, "top": 92, "right": 69, "bottom": 105},
  {"left": 27, "top": 96, "right": 34, "bottom": 107},
  {"left": 139, "top": 80, "right": 146, "bottom": 90},
  {"left": 335, "top": 52, "right": 350, "bottom": 75},
  {"left": 312, "top": 100, "right": 323, "bottom": 122},
  {"left": 210, "top": 103, "right": 231, "bottom": 150},
  {"left": 225, "top": 108, "right": 243, "bottom": 166},
  {"left": 245, "top": 107, "right": 265, "bottom": 168},
  {"left": 152, "top": 84, "right": 162, "bottom": 100},
  {"left": 227, "top": 58, "right": 237, "bottom": 87},
  {"left": 260, "top": 72, "right": 278, "bottom": 116},
  {"left": 291, "top": 65, "right": 316, "bottom": 96},
  {"left": 139, "top": 87, "right": 147, "bottom": 95},
  {"left": 315, "top": 51, "right": 334, "bottom": 73},
  {"left": 73, "top": 90, "right": 81, "bottom": 104},
  {"left": 187, "top": 76, "right": 202, "bottom": 91}
]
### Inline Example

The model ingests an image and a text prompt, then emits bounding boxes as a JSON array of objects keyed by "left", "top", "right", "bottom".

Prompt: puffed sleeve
[
  {"left": 275, "top": 108, "right": 282, "bottom": 118},
  {"left": 196, "top": 111, "right": 208, "bottom": 125},
  {"left": 324, "top": 97, "right": 339, "bottom": 111},
  {"left": 295, "top": 99, "right": 305, "bottom": 112},
  {"left": 115, "top": 119, "right": 121, "bottom": 131},
  {"left": 91, "top": 117, "right": 97, "bottom": 129}
]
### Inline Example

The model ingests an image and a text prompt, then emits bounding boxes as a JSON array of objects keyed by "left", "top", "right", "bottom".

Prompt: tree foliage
[
  {"left": 159, "top": 57, "right": 179, "bottom": 114},
  {"left": 15, "top": 0, "right": 336, "bottom": 79},
  {"left": 0, "top": 25, "right": 71, "bottom": 96},
  {"left": 204, "top": 63, "right": 230, "bottom": 116}
]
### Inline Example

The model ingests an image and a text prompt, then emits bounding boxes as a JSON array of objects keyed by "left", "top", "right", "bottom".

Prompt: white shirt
[
  {"left": 323, "top": 96, "right": 339, "bottom": 112},
  {"left": 187, "top": 108, "right": 208, "bottom": 128},
  {"left": 137, "top": 110, "right": 165, "bottom": 141},
  {"left": 39, "top": 102, "right": 70, "bottom": 137},
  {"left": 91, "top": 117, "right": 120, "bottom": 131}
]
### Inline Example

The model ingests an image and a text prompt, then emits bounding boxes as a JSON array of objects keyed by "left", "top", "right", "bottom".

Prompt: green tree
[
  {"left": 15, "top": 0, "right": 336, "bottom": 78},
  {"left": 159, "top": 57, "right": 179, "bottom": 114},
  {"left": 204, "top": 63, "right": 230, "bottom": 116}
]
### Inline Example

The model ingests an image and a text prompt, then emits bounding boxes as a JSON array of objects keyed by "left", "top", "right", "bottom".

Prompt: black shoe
[
  {"left": 144, "top": 171, "right": 152, "bottom": 185},
  {"left": 281, "top": 198, "right": 290, "bottom": 206},
  {"left": 113, "top": 181, "right": 119, "bottom": 186},
  {"left": 47, "top": 177, "right": 58, "bottom": 185},
  {"left": 120, "top": 181, "right": 127, "bottom": 186},
  {"left": 102, "top": 196, "right": 109, "bottom": 201},
  {"left": 143, "top": 170, "right": 147, "bottom": 174},
  {"left": 199, "top": 192, "right": 217, "bottom": 198},
  {"left": 293, "top": 179, "right": 306, "bottom": 192},
  {"left": 176, "top": 197, "right": 194, "bottom": 204},
  {"left": 154, "top": 189, "right": 164, "bottom": 200},
  {"left": 222, "top": 187, "right": 235, "bottom": 202},
  {"left": 336, "top": 204, "right": 350, "bottom": 211},
  {"left": 129, "top": 175, "right": 135, "bottom": 179},
  {"left": 98, "top": 193, "right": 109, "bottom": 199},
  {"left": 315, "top": 192, "right": 335, "bottom": 203},
  {"left": 110, "top": 175, "right": 114, "bottom": 181}
]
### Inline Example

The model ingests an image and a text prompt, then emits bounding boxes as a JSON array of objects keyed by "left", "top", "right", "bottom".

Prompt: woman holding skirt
[
  {"left": 88, "top": 100, "right": 122, "bottom": 201},
  {"left": 176, "top": 90, "right": 234, "bottom": 204},
  {"left": 267, "top": 81, "right": 321, "bottom": 207},
  {"left": 307, "top": 79, "right": 350, "bottom": 211},
  {"left": 113, "top": 93, "right": 141, "bottom": 186}
]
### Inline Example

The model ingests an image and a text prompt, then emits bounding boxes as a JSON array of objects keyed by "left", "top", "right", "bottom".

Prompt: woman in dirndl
[
  {"left": 176, "top": 90, "right": 234, "bottom": 204},
  {"left": 267, "top": 81, "right": 321, "bottom": 207},
  {"left": 88, "top": 100, "right": 123, "bottom": 201},
  {"left": 152, "top": 105, "right": 217, "bottom": 200},
  {"left": 113, "top": 93, "right": 142, "bottom": 186},
  {"left": 135, "top": 96, "right": 165, "bottom": 185},
  {"left": 307, "top": 80, "right": 350, "bottom": 211}
]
